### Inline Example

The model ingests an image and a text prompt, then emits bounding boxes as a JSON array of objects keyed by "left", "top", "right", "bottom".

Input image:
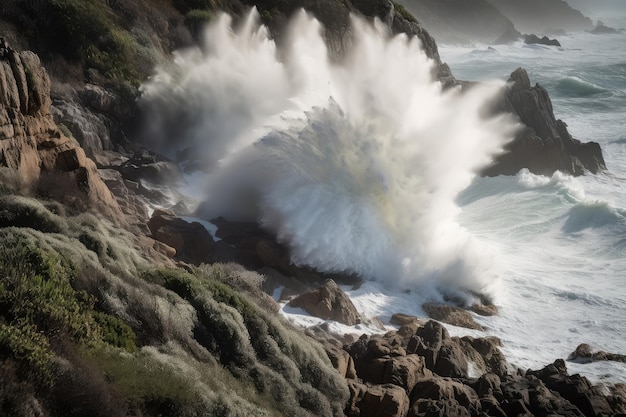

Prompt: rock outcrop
[
  {"left": 422, "top": 303, "right": 484, "bottom": 331},
  {"left": 568, "top": 343, "right": 626, "bottom": 364},
  {"left": 147, "top": 208, "right": 215, "bottom": 264},
  {"left": 484, "top": 68, "right": 606, "bottom": 176},
  {"left": 0, "top": 49, "right": 120, "bottom": 218},
  {"left": 315, "top": 319, "right": 626, "bottom": 417},
  {"left": 288, "top": 279, "right": 361, "bottom": 325},
  {"left": 524, "top": 33, "right": 561, "bottom": 47}
]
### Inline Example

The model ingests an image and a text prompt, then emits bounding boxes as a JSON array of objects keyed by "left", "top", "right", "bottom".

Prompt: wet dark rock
[
  {"left": 528, "top": 359, "right": 614, "bottom": 417},
  {"left": 422, "top": 302, "right": 484, "bottom": 330},
  {"left": 485, "top": 67, "right": 606, "bottom": 177},
  {"left": 524, "top": 34, "right": 561, "bottom": 47},
  {"left": 116, "top": 149, "right": 184, "bottom": 186},
  {"left": 147, "top": 209, "right": 214, "bottom": 264},
  {"left": 288, "top": 279, "right": 360, "bottom": 325},
  {"left": 568, "top": 343, "right": 626, "bottom": 364},
  {"left": 346, "top": 380, "right": 410, "bottom": 417},
  {"left": 391, "top": 313, "right": 425, "bottom": 327}
]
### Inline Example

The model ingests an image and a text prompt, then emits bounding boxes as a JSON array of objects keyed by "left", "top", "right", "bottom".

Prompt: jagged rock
[
  {"left": 384, "top": 354, "right": 432, "bottom": 393},
  {"left": 147, "top": 209, "right": 214, "bottom": 264},
  {"left": 346, "top": 380, "right": 410, "bottom": 417},
  {"left": 0, "top": 49, "right": 120, "bottom": 218},
  {"left": 288, "top": 279, "right": 360, "bottom": 325},
  {"left": 433, "top": 338, "right": 469, "bottom": 378},
  {"left": 460, "top": 336, "right": 509, "bottom": 377},
  {"left": 528, "top": 359, "right": 614, "bottom": 417},
  {"left": 524, "top": 34, "right": 561, "bottom": 47},
  {"left": 323, "top": 341, "right": 357, "bottom": 379},
  {"left": 422, "top": 302, "right": 484, "bottom": 330},
  {"left": 409, "top": 377, "right": 480, "bottom": 416},
  {"left": 485, "top": 67, "right": 606, "bottom": 177},
  {"left": 568, "top": 343, "right": 626, "bottom": 364},
  {"left": 409, "top": 320, "right": 448, "bottom": 369},
  {"left": 98, "top": 168, "right": 149, "bottom": 223}
]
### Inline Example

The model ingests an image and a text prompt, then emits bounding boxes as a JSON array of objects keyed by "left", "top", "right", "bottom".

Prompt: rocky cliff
[{"left": 0, "top": 49, "right": 120, "bottom": 218}]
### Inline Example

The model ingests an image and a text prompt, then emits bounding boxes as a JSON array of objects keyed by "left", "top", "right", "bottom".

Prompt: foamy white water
[
  {"left": 141, "top": 10, "right": 626, "bottom": 384},
  {"left": 435, "top": 27, "right": 626, "bottom": 383},
  {"left": 141, "top": 9, "right": 517, "bottom": 300}
]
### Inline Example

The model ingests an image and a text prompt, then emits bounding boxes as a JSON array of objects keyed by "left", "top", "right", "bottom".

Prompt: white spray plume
[{"left": 140, "top": 9, "right": 517, "bottom": 301}]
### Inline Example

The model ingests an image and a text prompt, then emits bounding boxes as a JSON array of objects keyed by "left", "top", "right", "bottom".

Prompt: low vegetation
[{"left": 0, "top": 195, "right": 349, "bottom": 416}]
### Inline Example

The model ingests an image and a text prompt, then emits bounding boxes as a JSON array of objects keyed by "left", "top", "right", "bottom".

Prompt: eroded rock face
[
  {"left": 484, "top": 67, "right": 606, "bottom": 177},
  {"left": 0, "top": 49, "right": 120, "bottom": 218}
]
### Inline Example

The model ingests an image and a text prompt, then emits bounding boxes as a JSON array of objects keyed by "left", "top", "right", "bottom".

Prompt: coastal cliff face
[
  {"left": 397, "top": 0, "right": 519, "bottom": 45},
  {"left": 487, "top": 0, "right": 593, "bottom": 33},
  {"left": 0, "top": 49, "right": 120, "bottom": 218}
]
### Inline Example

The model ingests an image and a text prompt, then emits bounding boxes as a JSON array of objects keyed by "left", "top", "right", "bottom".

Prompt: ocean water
[
  {"left": 140, "top": 11, "right": 626, "bottom": 384},
  {"left": 435, "top": 27, "right": 626, "bottom": 383}
]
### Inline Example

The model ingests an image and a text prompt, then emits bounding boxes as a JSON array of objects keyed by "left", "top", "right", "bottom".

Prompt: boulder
[
  {"left": 484, "top": 68, "right": 606, "bottom": 177},
  {"left": 288, "top": 279, "right": 360, "bottom": 325},
  {"left": 390, "top": 313, "right": 424, "bottom": 327},
  {"left": 568, "top": 343, "right": 626, "bottom": 364},
  {"left": 460, "top": 336, "right": 509, "bottom": 377},
  {"left": 346, "top": 380, "right": 410, "bottom": 417},
  {"left": 422, "top": 302, "right": 484, "bottom": 330},
  {"left": 147, "top": 209, "right": 215, "bottom": 264},
  {"left": 410, "top": 377, "right": 479, "bottom": 411}
]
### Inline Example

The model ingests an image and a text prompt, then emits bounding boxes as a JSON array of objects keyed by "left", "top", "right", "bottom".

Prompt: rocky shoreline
[{"left": 0, "top": 1, "right": 622, "bottom": 416}]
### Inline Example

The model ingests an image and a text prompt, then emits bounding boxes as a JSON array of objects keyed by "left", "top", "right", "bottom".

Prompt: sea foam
[{"left": 139, "top": 9, "right": 517, "bottom": 301}]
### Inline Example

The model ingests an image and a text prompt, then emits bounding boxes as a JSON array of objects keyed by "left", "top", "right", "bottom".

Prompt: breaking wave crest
[{"left": 139, "top": 9, "right": 517, "bottom": 300}]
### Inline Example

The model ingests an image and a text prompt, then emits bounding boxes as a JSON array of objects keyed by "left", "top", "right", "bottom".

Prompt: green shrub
[
  {"left": 0, "top": 322, "right": 54, "bottom": 381},
  {"left": 0, "top": 195, "right": 67, "bottom": 234},
  {"left": 93, "top": 312, "right": 137, "bottom": 353},
  {"left": 185, "top": 9, "right": 214, "bottom": 37},
  {"left": 86, "top": 348, "right": 199, "bottom": 413},
  {"left": 173, "top": 0, "right": 215, "bottom": 14},
  {"left": 0, "top": 232, "right": 138, "bottom": 352}
]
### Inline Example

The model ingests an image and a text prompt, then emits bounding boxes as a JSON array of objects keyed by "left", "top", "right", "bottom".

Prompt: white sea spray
[{"left": 139, "top": 9, "right": 517, "bottom": 301}]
